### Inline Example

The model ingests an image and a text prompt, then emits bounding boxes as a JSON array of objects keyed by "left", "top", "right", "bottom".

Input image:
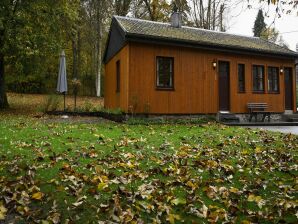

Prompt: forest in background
[{"left": 0, "top": 0, "right": 297, "bottom": 108}]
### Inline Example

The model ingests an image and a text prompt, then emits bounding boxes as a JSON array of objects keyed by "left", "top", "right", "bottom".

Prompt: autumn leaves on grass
[{"left": 0, "top": 121, "right": 297, "bottom": 223}]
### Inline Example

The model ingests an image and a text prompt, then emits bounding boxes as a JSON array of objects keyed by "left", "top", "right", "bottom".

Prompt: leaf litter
[{"left": 0, "top": 119, "right": 297, "bottom": 223}]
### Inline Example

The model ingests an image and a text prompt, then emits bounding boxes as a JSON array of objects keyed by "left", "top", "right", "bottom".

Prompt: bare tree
[
  {"left": 114, "top": 0, "right": 133, "bottom": 16},
  {"left": 82, "top": 0, "right": 111, "bottom": 97},
  {"left": 131, "top": 0, "right": 147, "bottom": 18},
  {"left": 189, "top": 0, "right": 227, "bottom": 31}
]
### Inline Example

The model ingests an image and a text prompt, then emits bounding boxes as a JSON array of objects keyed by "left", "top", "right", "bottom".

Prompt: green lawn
[{"left": 0, "top": 116, "right": 297, "bottom": 223}]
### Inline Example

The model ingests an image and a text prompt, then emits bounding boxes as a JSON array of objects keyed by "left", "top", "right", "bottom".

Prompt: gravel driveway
[{"left": 245, "top": 126, "right": 298, "bottom": 135}]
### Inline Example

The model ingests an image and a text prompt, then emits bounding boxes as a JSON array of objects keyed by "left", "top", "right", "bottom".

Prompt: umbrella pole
[{"left": 64, "top": 92, "right": 66, "bottom": 112}]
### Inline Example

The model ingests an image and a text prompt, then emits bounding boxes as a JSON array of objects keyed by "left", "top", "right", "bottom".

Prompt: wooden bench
[{"left": 247, "top": 103, "right": 273, "bottom": 122}]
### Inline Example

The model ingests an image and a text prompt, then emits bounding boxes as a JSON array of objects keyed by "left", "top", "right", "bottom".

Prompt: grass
[
  {"left": 0, "top": 94, "right": 297, "bottom": 223},
  {"left": 0, "top": 115, "right": 297, "bottom": 223}
]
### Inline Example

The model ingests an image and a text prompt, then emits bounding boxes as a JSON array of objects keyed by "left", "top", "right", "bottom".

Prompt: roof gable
[
  {"left": 103, "top": 19, "right": 126, "bottom": 64},
  {"left": 104, "top": 16, "right": 298, "bottom": 63}
]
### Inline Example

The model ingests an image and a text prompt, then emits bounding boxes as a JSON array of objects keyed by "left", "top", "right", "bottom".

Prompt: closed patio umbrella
[{"left": 57, "top": 50, "right": 68, "bottom": 111}]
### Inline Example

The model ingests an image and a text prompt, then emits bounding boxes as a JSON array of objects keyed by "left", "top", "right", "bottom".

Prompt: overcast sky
[{"left": 225, "top": 1, "right": 298, "bottom": 51}]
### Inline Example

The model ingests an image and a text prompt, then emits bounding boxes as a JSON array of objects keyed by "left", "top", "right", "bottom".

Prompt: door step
[
  {"left": 282, "top": 114, "right": 298, "bottom": 122},
  {"left": 218, "top": 112, "right": 240, "bottom": 123}
]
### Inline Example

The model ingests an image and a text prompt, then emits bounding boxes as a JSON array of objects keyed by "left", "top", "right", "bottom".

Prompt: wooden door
[
  {"left": 284, "top": 67, "right": 293, "bottom": 110},
  {"left": 218, "top": 61, "right": 230, "bottom": 111}
]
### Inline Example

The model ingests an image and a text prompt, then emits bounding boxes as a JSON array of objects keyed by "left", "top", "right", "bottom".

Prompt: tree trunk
[
  {"left": 72, "top": 36, "right": 78, "bottom": 111},
  {"left": 143, "top": 0, "right": 155, "bottom": 21},
  {"left": 72, "top": 38, "right": 78, "bottom": 80},
  {"left": 199, "top": 0, "right": 204, "bottom": 28},
  {"left": 212, "top": 0, "right": 216, "bottom": 30},
  {"left": 96, "top": 42, "right": 102, "bottom": 97},
  {"left": 219, "top": 4, "right": 225, "bottom": 32},
  {"left": 77, "top": 31, "right": 81, "bottom": 80},
  {"left": 96, "top": 10, "right": 102, "bottom": 97},
  {"left": 0, "top": 53, "right": 9, "bottom": 109},
  {"left": 206, "top": 0, "right": 211, "bottom": 29}
]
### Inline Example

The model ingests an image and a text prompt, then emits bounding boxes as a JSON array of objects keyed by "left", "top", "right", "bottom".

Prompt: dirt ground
[
  {"left": 43, "top": 115, "right": 112, "bottom": 124},
  {"left": 2, "top": 93, "right": 104, "bottom": 116}
]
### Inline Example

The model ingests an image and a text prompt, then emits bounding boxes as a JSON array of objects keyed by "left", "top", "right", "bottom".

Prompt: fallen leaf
[
  {"left": 98, "top": 182, "right": 108, "bottom": 191},
  {"left": 0, "top": 204, "right": 7, "bottom": 220},
  {"left": 255, "top": 147, "right": 262, "bottom": 154},
  {"left": 32, "top": 192, "right": 44, "bottom": 200},
  {"left": 241, "top": 220, "right": 251, "bottom": 224},
  {"left": 171, "top": 197, "right": 186, "bottom": 206},
  {"left": 167, "top": 213, "right": 181, "bottom": 224},
  {"left": 247, "top": 194, "right": 265, "bottom": 208},
  {"left": 41, "top": 220, "right": 50, "bottom": 224},
  {"left": 200, "top": 204, "right": 208, "bottom": 218},
  {"left": 229, "top": 187, "right": 239, "bottom": 194}
]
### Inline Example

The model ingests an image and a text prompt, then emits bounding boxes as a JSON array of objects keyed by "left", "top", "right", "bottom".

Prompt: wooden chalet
[{"left": 103, "top": 12, "right": 298, "bottom": 115}]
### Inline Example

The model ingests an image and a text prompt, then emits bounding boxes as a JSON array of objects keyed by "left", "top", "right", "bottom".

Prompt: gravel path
[{"left": 245, "top": 126, "right": 298, "bottom": 135}]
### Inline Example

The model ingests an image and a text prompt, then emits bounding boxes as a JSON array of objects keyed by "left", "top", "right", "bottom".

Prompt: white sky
[{"left": 225, "top": 1, "right": 298, "bottom": 51}]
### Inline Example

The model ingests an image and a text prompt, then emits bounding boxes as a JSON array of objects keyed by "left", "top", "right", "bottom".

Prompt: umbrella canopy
[{"left": 57, "top": 50, "right": 68, "bottom": 93}]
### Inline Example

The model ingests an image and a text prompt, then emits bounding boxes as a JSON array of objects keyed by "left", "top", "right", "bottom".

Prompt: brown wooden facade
[{"left": 105, "top": 42, "right": 296, "bottom": 114}]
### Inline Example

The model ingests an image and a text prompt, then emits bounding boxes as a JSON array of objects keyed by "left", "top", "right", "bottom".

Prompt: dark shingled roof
[{"left": 113, "top": 16, "right": 298, "bottom": 58}]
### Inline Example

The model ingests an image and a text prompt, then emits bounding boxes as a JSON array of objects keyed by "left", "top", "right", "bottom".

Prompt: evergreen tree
[{"left": 253, "top": 9, "right": 266, "bottom": 37}]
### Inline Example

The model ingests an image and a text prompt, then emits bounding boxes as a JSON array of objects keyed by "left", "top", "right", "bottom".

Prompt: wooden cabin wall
[
  {"left": 104, "top": 45, "right": 129, "bottom": 112},
  {"left": 127, "top": 42, "right": 296, "bottom": 114}
]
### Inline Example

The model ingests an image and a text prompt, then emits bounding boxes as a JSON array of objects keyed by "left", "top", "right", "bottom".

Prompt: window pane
[
  {"left": 157, "top": 57, "right": 173, "bottom": 88},
  {"left": 238, "top": 64, "right": 245, "bottom": 92},
  {"left": 268, "top": 66, "right": 279, "bottom": 93},
  {"left": 116, "top": 60, "right": 120, "bottom": 92},
  {"left": 253, "top": 65, "right": 264, "bottom": 92}
]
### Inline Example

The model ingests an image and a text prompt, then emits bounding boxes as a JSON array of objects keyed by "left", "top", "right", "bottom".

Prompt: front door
[
  {"left": 284, "top": 67, "right": 293, "bottom": 110},
  {"left": 218, "top": 61, "right": 230, "bottom": 111}
]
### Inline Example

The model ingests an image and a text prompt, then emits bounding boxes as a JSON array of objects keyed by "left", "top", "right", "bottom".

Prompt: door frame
[{"left": 218, "top": 60, "right": 230, "bottom": 111}]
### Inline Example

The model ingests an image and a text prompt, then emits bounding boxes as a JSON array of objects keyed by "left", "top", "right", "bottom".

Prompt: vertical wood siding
[
  {"left": 104, "top": 45, "right": 129, "bottom": 112},
  {"left": 105, "top": 42, "right": 296, "bottom": 114}
]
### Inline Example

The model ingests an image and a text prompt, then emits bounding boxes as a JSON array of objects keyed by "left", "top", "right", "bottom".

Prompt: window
[
  {"left": 252, "top": 65, "right": 265, "bottom": 92},
  {"left": 116, "top": 60, "right": 120, "bottom": 92},
  {"left": 238, "top": 64, "right": 245, "bottom": 92},
  {"left": 268, "top": 66, "right": 279, "bottom": 93},
  {"left": 156, "top": 57, "right": 174, "bottom": 89}
]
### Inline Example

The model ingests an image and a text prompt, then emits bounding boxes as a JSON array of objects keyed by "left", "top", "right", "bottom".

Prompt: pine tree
[{"left": 253, "top": 10, "right": 266, "bottom": 37}]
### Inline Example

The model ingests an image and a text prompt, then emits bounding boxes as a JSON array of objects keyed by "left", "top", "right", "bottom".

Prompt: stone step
[
  {"left": 288, "top": 118, "right": 298, "bottom": 122},
  {"left": 218, "top": 113, "right": 240, "bottom": 123},
  {"left": 282, "top": 114, "right": 298, "bottom": 122}
]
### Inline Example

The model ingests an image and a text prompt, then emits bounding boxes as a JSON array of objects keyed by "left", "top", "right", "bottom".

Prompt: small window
[
  {"left": 252, "top": 65, "right": 265, "bottom": 93},
  {"left": 116, "top": 60, "right": 120, "bottom": 93},
  {"left": 238, "top": 64, "right": 245, "bottom": 92},
  {"left": 156, "top": 57, "right": 174, "bottom": 89},
  {"left": 268, "top": 66, "right": 279, "bottom": 93}
]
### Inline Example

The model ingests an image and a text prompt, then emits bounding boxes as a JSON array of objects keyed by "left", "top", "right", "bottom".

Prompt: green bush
[
  {"left": 79, "top": 101, "right": 93, "bottom": 112},
  {"left": 42, "top": 94, "right": 61, "bottom": 112}
]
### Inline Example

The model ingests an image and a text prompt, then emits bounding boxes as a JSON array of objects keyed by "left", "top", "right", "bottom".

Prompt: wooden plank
[
  {"left": 104, "top": 44, "right": 129, "bottom": 112},
  {"left": 106, "top": 42, "right": 296, "bottom": 114}
]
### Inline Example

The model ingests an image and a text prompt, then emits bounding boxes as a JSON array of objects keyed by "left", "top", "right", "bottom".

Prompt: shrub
[
  {"left": 42, "top": 94, "right": 61, "bottom": 112},
  {"left": 80, "top": 101, "right": 93, "bottom": 112}
]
